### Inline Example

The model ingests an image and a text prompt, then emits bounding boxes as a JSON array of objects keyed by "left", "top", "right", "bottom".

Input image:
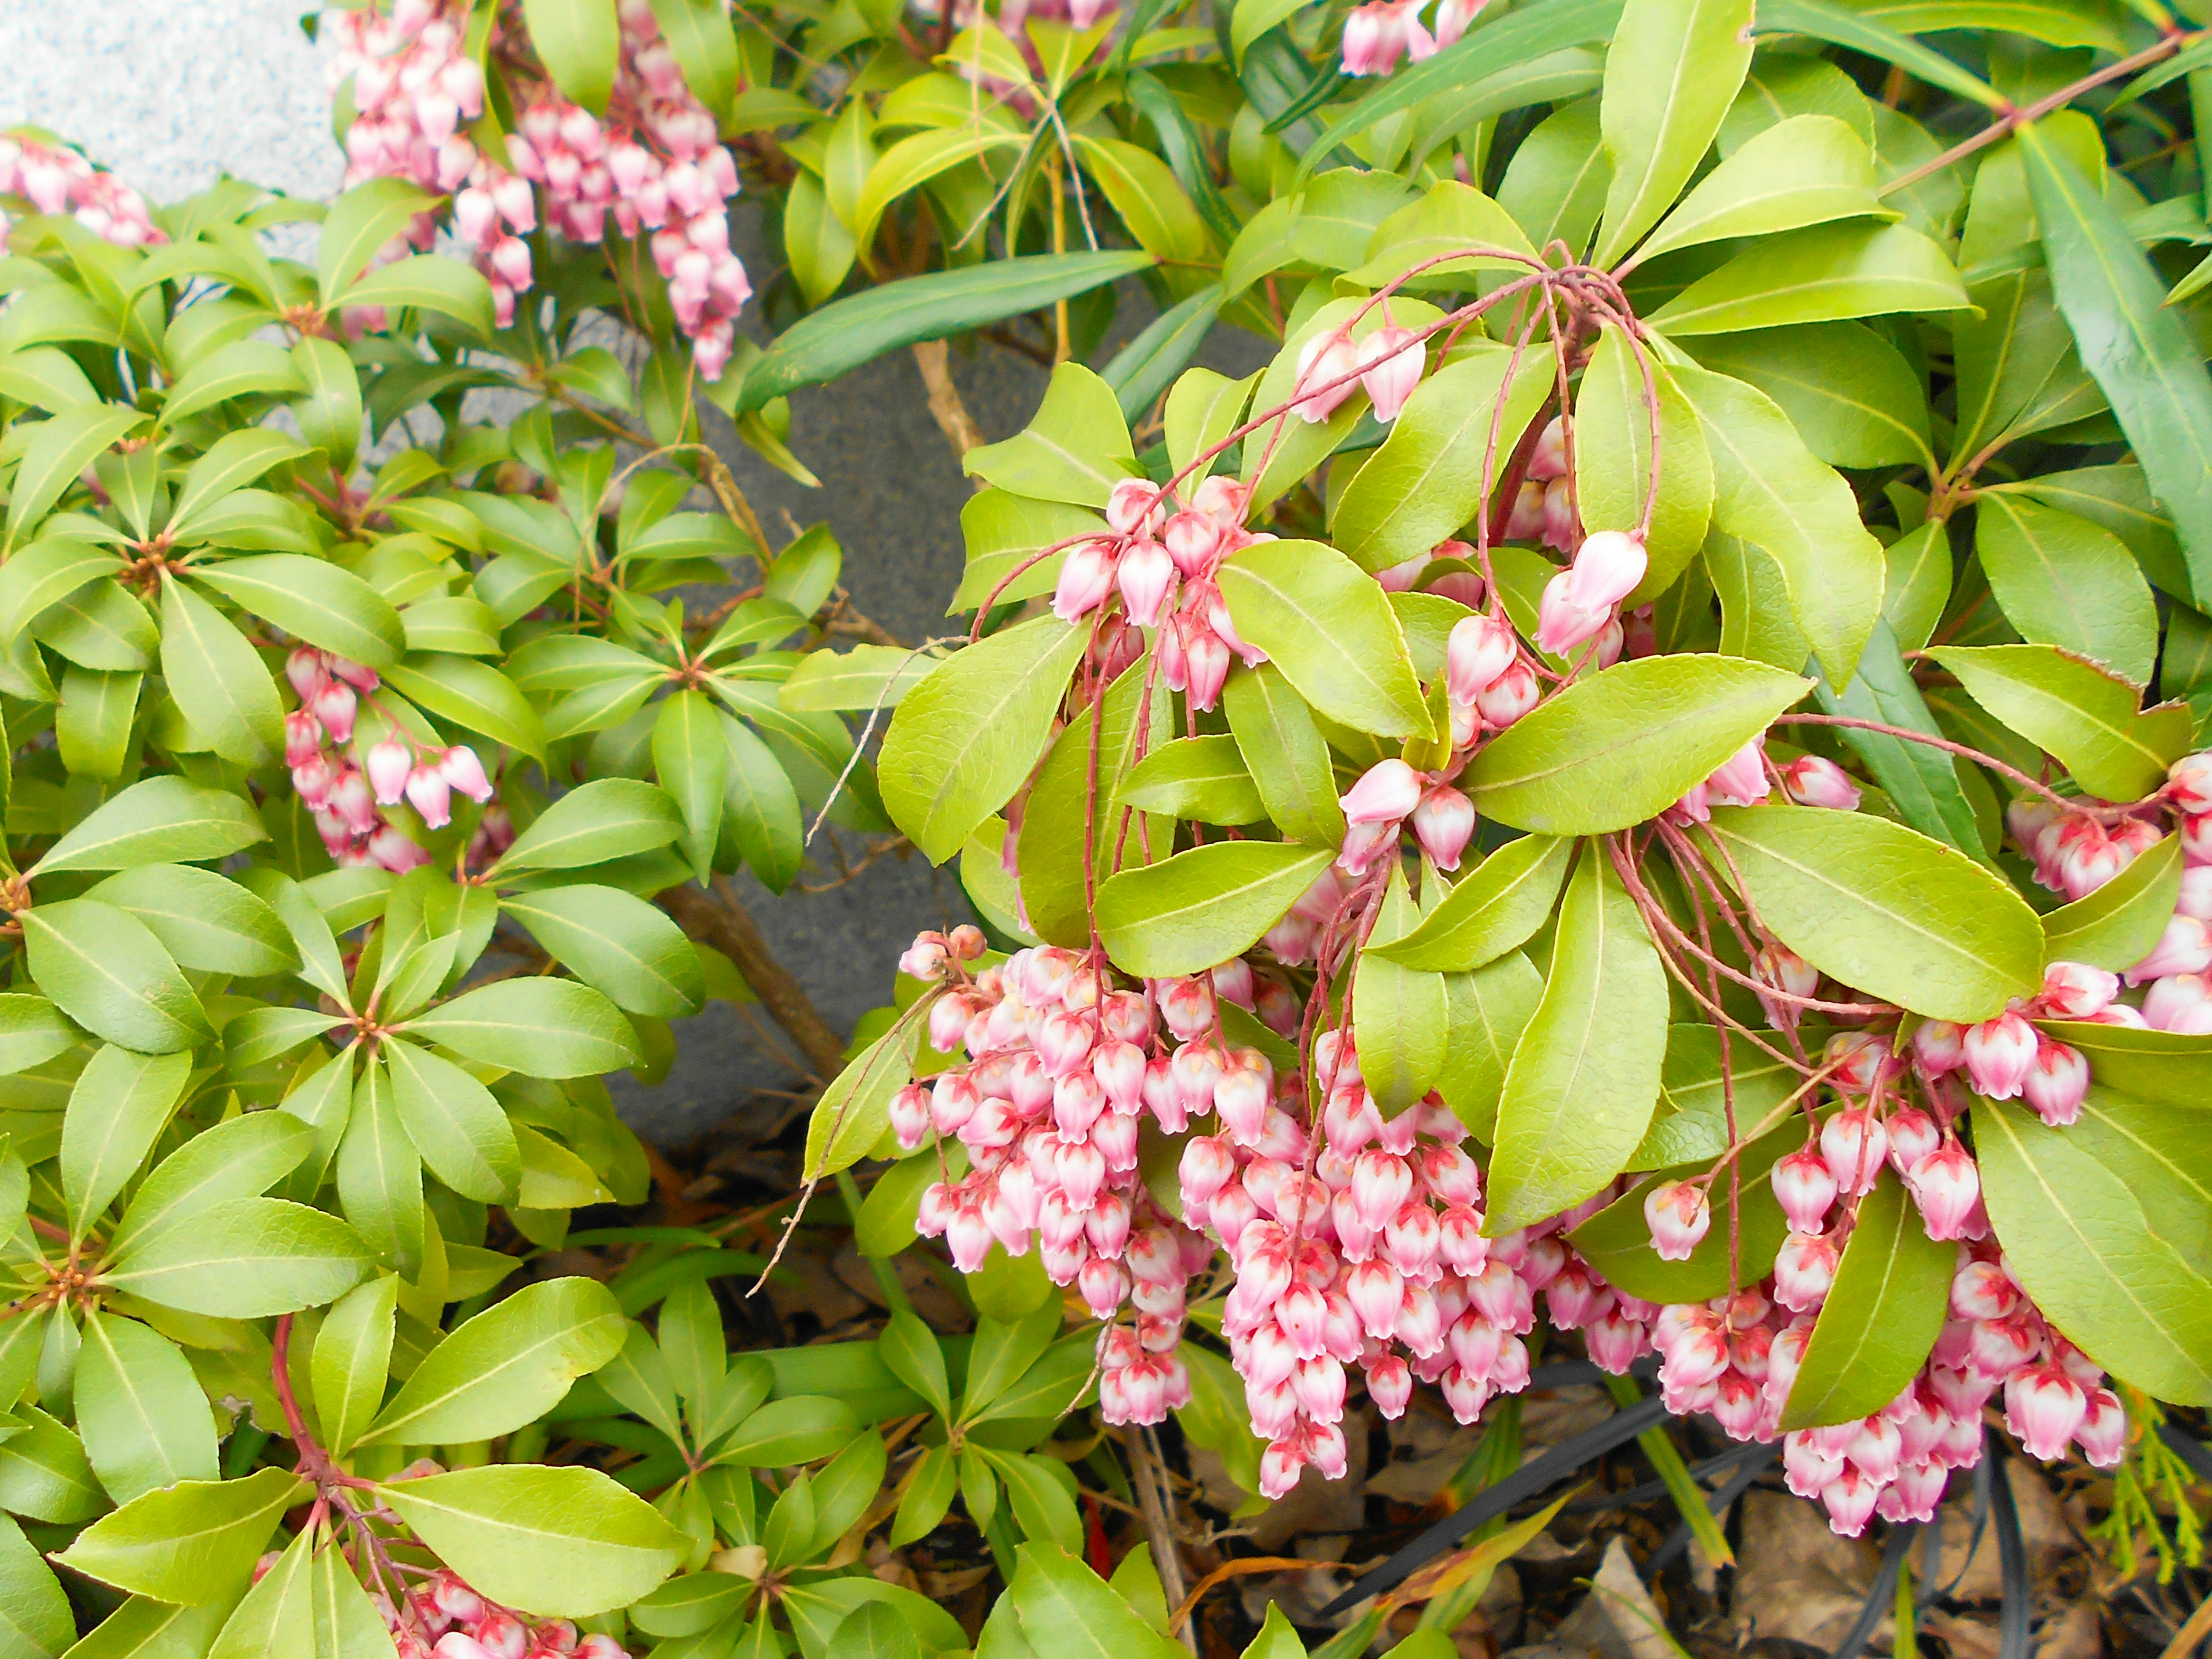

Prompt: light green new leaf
[
  {"left": 1487, "top": 849, "right": 1668, "bottom": 1232},
  {"left": 1465, "top": 655, "right": 1809, "bottom": 834},
  {"left": 316, "top": 177, "right": 438, "bottom": 305},
  {"left": 56, "top": 1467, "right": 302, "bottom": 1604},
  {"left": 961, "top": 363, "right": 1137, "bottom": 508},
  {"left": 502, "top": 886, "right": 705, "bottom": 1018},
  {"left": 1593, "top": 0, "right": 1753, "bottom": 266},
  {"left": 1647, "top": 221, "right": 1968, "bottom": 336},
  {"left": 1683, "top": 322, "right": 1933, "bottom": 471},
  {"left": 1781, "top": 1171, "right": 1952, "bottom": 1429},
  {"left": 1631, "top": 115, "right": 1888, "bottom": 268},
  {"left": 1976, "top": 1091, "right": 2212, "bottom": 1404},
  {"left": 5, "top": 405, "right": 144, "bottom": 550},
  {"left": 365, "top": 1277, "right": 626, "bottom": 1446},
  {"left": 1215, "top": 540, "right": 1427, "bottom": 737},
  {"left": 32, "top": 774, "right": 267, "bottom": 876},
  {"left": 340, "top": 252, "right": 496, "bottom": 336},
  {"left": 878, "top": 615, "right": 1088, "bottom": 864},
  {"left": 158, "top": 573, "right": 285, "bottom": 766},
  {"left": 1008, "top": 1544, "right": 1190, "bottom": 1659},
  {"left": 1117, "top": 736, "right": 1268, "bottom": 825},
  {"left": 1572, "top": 328, "right": 1711, "bottom": 597},
  {"left": 103, "top": 1197, "right": 375, "bottom": 1317},
  {"left": 802, "top": 1020, "right": 921, "bottom": 1182},
  {"left": 165, "top": 431, "right": 308, "bottom": 537},
  {"left": 0, "top": 1512, "right": 72, "bottom": 1659},
  {"left": 109, "top": 1111, "right": 315, "bottom": 1257},
  {"left": 61, "top": 1045, "right": 193, "bottom": 1240},
  {"left": 490, "top": 779, "right": 685, "bottom": 878},
  {"left": 1973, "top": 495, "right": 2158, "bottom": 687},
  {"left": 379, "top": 1465, "right": 689, "bottom": 1617},
  {"left": 1096, "top": 843, "right": 1336, "bottom": 979},
  {"left": 75, "top": 1312, "right": 219, "bottom": 1506},
  {"left": 1929, "top": 644, "right": 2194, "bottom": 803},
  {"left": 401, "top": 978, "right": 642, "bottom": 1077},
  {"left": 313, "top": 1275, "right": 398, "bottom": 1457},
  {"left": 20, "top": 900, "right": 211, "bottom": 1055},
  {"left": 1373, "top": 835, "right": 1573, "bottom": 971},
  {"left": 85, "top": 865, "right": 296, "bottom": 977},
  {"left": 190, "top": 556, "right": 406, "bottom": 672},
  {"left": 381, "top": 1036, "right": 522, "bottom": 1204},
  {"left": 1674, "top": 362, "right": 1885, "bottom": 685},
  {"left": 779, "top": 645, "right": 939, "bottom": 714},
  {"left": 1222, "top": 664, "right": 1344, "bottom": 847},
  {"left": 1703, "top": 805, "right": 2044, "bottom": 1021}
]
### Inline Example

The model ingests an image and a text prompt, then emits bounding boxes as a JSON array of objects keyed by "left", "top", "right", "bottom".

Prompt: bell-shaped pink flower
[
  {"left": 1357, "top": 325, "right": 1424, "bottom": 422},
  {"left": 310, "top": 679, "right": 358, "bottom": 743},
  {"left": 1051, "top": 538, "right": 1116, "bottom": 623},
  {"left": 438, "top": 745, "right": 494, "bottom": 802},
  {"left": 1525, "top": 416, "right": 1569, "bottom": 482},
  {"left": 2074, "top": 1388, "right": 2126, "bottom": 1467},
  {"left": 1705, "top": 736, "right": 1770, "bottom": 808},
  {"left": 1963, "top": 1010, "right": 2038, "bottom": 1099},
  {"left": 366, "top": 740, "right": 412, "bottom": 806},
  {"left": 1773, "top": 1230, "right": 1837, "bottom": 1312},
  {"left": 1291, "top": 331, "right": 1362, "bottom": 422},
  {"left": 405, "top": 763, "right": 453, "bottom": 830},
  {"left": 1534, "top": 571, "right": 1610, "bottom": 656},
  {"left": 1476, "top": 659, "right": 1540, "bottom": 729},
  {"left": 2125, "top": 912, "right": 2212, "bottom": 986},
  {"left": 1642, "top": 1180, "right": 1709, "bottom": 1262},
  {"left": 2145, "top": 970, "right": 2212, "bottom": 1032},
  {"left": 1446, "top": 611, "right": 1517, "bottom": 704},
  {"left": 1339, "top": 0, "right": 1410, "bottom": 75},
  {"left": 1410, "top": 786, "right": 1474, "bottom": 870},
  {"left": 1340, "top": 757, "right": 1422, "bottom": 825},
  {"left": 1780, "top": 754, "right": 1861, "bottom": 810},
  {"left": 1908, "top": 1143, "right": 1982, "bottom": 1241},
  {"left": 2021, "top": 1037, "right": 2088, "bottom": 1126},
  {"left": 2005, "top": 1362, "right": 2088, "bottom": 1460},
  {"left": 2168, "top": 751, "right": 2212, "bottom": 813},
  {"left": 2036, "top": 960, "right": 2118, "bottom": 1019},
  {"left": 1564, "top": 529, "right": 1647, "bottom": 611}
]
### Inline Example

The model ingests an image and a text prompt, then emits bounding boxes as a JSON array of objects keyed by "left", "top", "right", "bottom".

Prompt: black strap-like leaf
[
  {"left": 1987, "top": 1433, "right": 2032, "bottom": 1659},
  {"left": 1647, "top": 1442, "right": 1779, "bottom": 1572},
  {"left": 1317, "top": 1394, "right": 1672, "bottom": 1616},
  {"left": 1831, "top": 1522, "right": 1917, "bottom": 1659}
]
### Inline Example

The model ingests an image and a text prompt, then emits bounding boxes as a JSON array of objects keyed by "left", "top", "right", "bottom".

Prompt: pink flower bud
[
  {"left": 366, "top": 740, "right": 412, "bottom": 806},
  {"left": 369, "top": 825, "right": 433, "bottom": 872},
  {"left": 1820, "top": 1107, "right": 1889, "bottom": 1194},
  {"left": 284, "top": 709, "right": 323, "bottom": 768},
  {"left": 1356, "top": 325, "right": 1424, "bottom": 422},
  {"left": 2169, "top": 751, "right": 2212, "bottom": 813},
  {"left": 1642, "top": 1180, "right": 1709, "bottom": 1261},
  {"left": 1908, "top": 1143, "right": 1982, "bottom": 1241},
  {"left": 1105, "top": 479, "right": 1165, "bottom": 536},
  {"left": 476, "top": 1615, "right": 531, "bottom": 1659},
  {"left": 1445, "top": 612, "right": 1516, "bottom": 707},
  {"left": 1912, "top": 1018, "right": 1965, "bottom": 1077},
  {"left": 2074, "top": 1387, "right": 2125, "bottom": 1467},
  {"left": 439, "top": 744, "right": 494, "bottom": 801},
  {"left": 1340, "top": 757, "right": 1422, "bottom": 825},
  {"left": 1779, "top": 754, "right": 1861, "bottom": 811},
  {"left": 1182, "top": 623, "right": 1231, "bottom": 713},
  {"left": 1534, "top": 570, "right": 1611, "bottom": 657},
  {"left": 1952, "top": 1257, "right": 2020, "bottom": 1321},
  {"left": 2005, "top": 1362, "right": 2088, "bottom": 1460},
  {"left": 1292, "top": 331, "right": 1362, "bottom": 422},
  {"left": 1410, "top": 786, "right": 1475, "bottom": 870},
  {"left": 1162, "top": 510, "right": 1222, "bottom": 578},
  {"left": 1820, "top": 1465, "right": 1880, "bottom": 1537},
  {"left": 1051, "top": 538, "right": 1116, "bottom": 623},
  {"left": 332, "top": 768, "right": 380, "bottom": 835},
  {"left": 1963, "top": 1010, "right": 2038, "bottom": 1100},
  {"left": 310, "top": 678, "right": 358, "bottom": 743},
  {"left": 575, "top": 1636, "right": 628, "bottom": 1659},
  {"left": 1476, "top": 658, "right": 1540, "bottom": 729},
  {"left": 1774, "top": 1229, "right": 1838, "bottom": 1312},
  {"left": 2021, "top": 1037, "right": 2088, "bottom": 1127},
  {"left": 1770, "top": 1149, "right": 1839, "bottom": 1235},
  {"left": 1752, "top": 944, "right": 1819, "bottom": 1031},
  {"left": 2126, "top": 912, "right": 2212, "bottom": 986},
  {"left": 435, "top": 1637, "right": 495, "bottom": 1659},
  {"left": 2145, "top": 970, "right": 2212, "bottom": 1032},
  {"left": 1566, "top": 529, "right": 1647, "bottom": 611},
  {"left": 1339, "top": 1, "right": 1409, "bottom": 75},
  {"left": 1115, "top": 539, "right": 1176, "bottom": 627},
  {"left": 1705, "top": 736, "right": 1770, "bottom": 808},
  {"left": 406, "top": 763, "right": 453, "bottom": 829},
  {"left": 1886, "top": 1108, "right": 1941, "bottom": 1175},
  {"left": 1524, "top": 415, "right": 1568, "bottom": 482}
]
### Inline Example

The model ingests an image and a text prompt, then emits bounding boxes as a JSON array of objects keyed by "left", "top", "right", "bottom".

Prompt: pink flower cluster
[
  {"left": 326, "top": 0, "right": 749, "bottom": 374},
  {"left": 0, "top": 136, "right": 162, "bottom": 251},
  {"left": 398, "top": 1567, "right": 626, "bottom": 1659},
  {"left": 1339, "top": 0, "right": 1485, "bottom": 75},
  {"left": 283, "top": 646, "right": 498, "bottom": 872},
  {"left": 1051, "top": 476, "right": 1271, "bottom": 712},
  {"left": 896, "top": 931, "right": 1241, "bottom": 1425},
  {"left": 1290, "top": 320, "right": 1428, "bottom": 424}
]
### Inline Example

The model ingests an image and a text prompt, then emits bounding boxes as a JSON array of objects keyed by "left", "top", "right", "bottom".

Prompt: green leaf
[
  {"left": 289, "top": 337, "right": 362, "bottom": 473},
  {"left": 1592, "top": 0, "right": 1753, "bottom": 266},
  {"left": 1928, "top": 643, "right": 2193, "bottom": 802},
  {"left": 379, "top": 1464, "right": 689, "bottom": 1617},
  {"left": 0, "top": 1513, "right": 73, "bottom": 1659},
  {"left": 0, "top": 536, "right": 123, "bottom": 646},
  {"left": 963, "top": 363, "right": 1137, "bottom": 509},
  {"left": 734, "top": 254, "right": 1156, "bottom": 416},
  {"left": 5, "top": 406, "right": 143, "bottom": 549},
  {"left": 1631, "top": 1023, "right": 1803, "bottom": 1169},
  {"left": 802, "top": 1021, "right": 921, "bottom": 1182},
  {"left": 1487, "top": 848, "right": 1668, "bottom": 1232},
  {"left": 503, "top": 885, "right": 704, "bottom": 1018},
  {"left": 1571, "top": 330, "right": 1712, "bottom": 600},
  {"left": 401, "top": 978, "right": 642, "bottom": 1077},
  {"left": 0, "top": 995, "right": 74, "bottom": 1078},
  {"left": 0, "top": 1406, "right": 102, "bottom": 1525},
  {"left": 1750, "top": 0, "right": 2001, "bottom": 107},
  {"left": 1095, "top": 842, "right": 1336, "bottom": 979},
  {"left": 1683, "top": 323, "right": 1932, "bottom": 470},
  {"left": 32, "top": 774, "right": 268, "bottom": 876},
  {"left": 1781, "top": 1170, "right": 1952, "bottom": 1429},
  {"left": 316, "top": 178, "right": 438, "bottom": 306},
  {"left": 490, "top": 779, "right": 685, "bottom": 877},
  {"left": 1373, "top": 835, "right": 1573, "bottom": 971},
  {"left": 878, "top": 1309, "right": 951, "bottom": 1420},
  {"left": 312, "top": 1275, "right": 397, "bottom": 1457},
  {"left": 1354, "top": 869, "right": 1449, "bottom": 1116},
  {"left": 1570, "top": 1135, "right": 1791, "bottom": 1300},
  {"left": 75, "top": 1312, "right": 219, "bottom": 1506},
  {"left": 336, "top": 1058, "right": 422, "bottom": 1276},
  {"left": 85, "top": 865, "right": 295, "bottom": 976},
  {"left": 1976, "top": 1090, "right": 2212, "bottom": 1405},
  {"left": 1342, "top": 181, "right": 1539, "bottom": 291},
  {"left": 779, "top": 646, "right": 939, "bottom": 714},
  {"left": 1648, "top": 221, "right": 1968, "bottom": 336},
  {"left": 340, "top": 252, "right": 496, "bottom": 335},
  {"left": 204, "top": 1520, "right": 393, "bottom": 1659},
  {"left": 2042, "top": 830, "right": 2183, "bottom": 972},
  {"left": 1702, "top": 805, "right": 2044, "bottom": 1021},
  {"left": 1435, "top": 952, "right": 1545, "bottom": 1142},
  {"left": 103, "top": 1196, "right": 374, "bottom": 1317},
  {"left": 61, "top": 1045, "right": 193, "bottom": 1240},
  {"left": 714, "top": 1395, "right": 861, "bottom": 1465},
  {"left": 1074, "top": 137, "right": 1210, "bottom": 268},
  {"left": 2020, "top": 122, "right": 2212, "bottom": 606},
  {"left": 56, "top": 1467, "right": 301, "bottom": 1603},
  {"left": 365, "top": 1277, "right": 625, "bottom": 1446},
  {"left": 1974, "top": 497, "right": 2157, "bottom": 687},
  {"left": 20, "top": 900, "right": 211, "bottom": 1055},
  {"left": 1813, "top": 618, "right": 1986, "bottom": 860},
  {"left": 1631, "top": 115, "right": 1887, "bottom": 268},
  {"left": 381, "top": 1036, "right": 522, "bottom": 1203},
  {"left": 158, "top": 572, "right": 285, "bottom": 767},
  {"left": 1102, "top": 287, "right": 1227, "bottom": 427},
  {"left": 649, "top": 0, "right": 740, "bottom": 112},
  {"left": 1330, "top": 347, "right": 1554, "bottom": 577},
  {"left": 1673, "top": 362, "right": 1885, "bottom": 685},
  {"left": 879, "top": 616, "right": 1088, "bottom": 865},
  {"left": 1465, "top": 655, "right": 1809, "bottom": 834},
  {"left": 1007, "top": 1544, "right": 1187, "bottom": 1659},
  {"left": 166, "top": 431, "right": 309, "bottom": 537},
  {"left": 1218, "top": 666, "right": 1344, "bottom": 850},
  {"left": 831, "top": 1601, "right": 923, "bottom": 1659},
  {"left": 1020, "top": 658, "right": 1172, "bottom": 948},
  {"left": 1118, "top": 735, "right": 1267, "bottom": 825},
  {"left": 109, "top": 1111, "right": 315, "bottom": 1257},
  {"left": 1215, "top": 539, "right": 1427, "bottom": 737},
  {"left": 190, "top": 555, "right": 406, "bottom": 672}
]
